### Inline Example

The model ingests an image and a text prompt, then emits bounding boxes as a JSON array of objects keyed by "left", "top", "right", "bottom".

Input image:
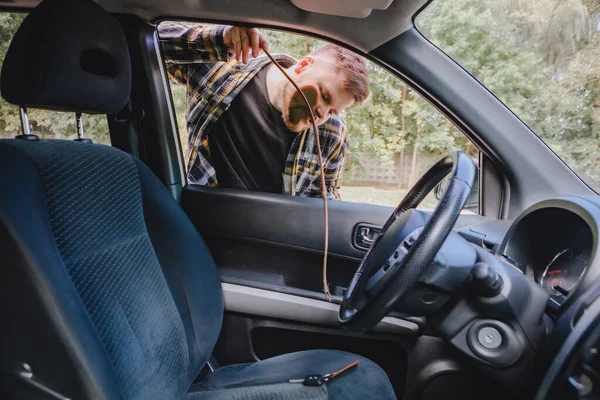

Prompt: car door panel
[
  {"left": 183, "top": 185, "right": 377, "bottom": 297},
  {"left": 183, "top": 185, "right": 392, "bottom": 259},
  {"left": 181, "top": 185, "right": 487, "bottom": 399},
  {"left": 182, "top": 185, "right": 489, "bottom": 300}
]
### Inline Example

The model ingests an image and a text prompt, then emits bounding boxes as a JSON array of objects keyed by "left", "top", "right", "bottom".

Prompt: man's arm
[
  {"left": 158, "top": 24, "right": 230, "bottom": 67},
  {"left": 158, "top": 24, "right": 270, "bottom": 79},
  {"left": 158, "top": 24, "right": 229, "bottom": 86}
]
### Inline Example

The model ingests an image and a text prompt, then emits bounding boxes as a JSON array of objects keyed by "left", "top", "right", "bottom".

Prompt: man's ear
[{"left": 294, "top": 56, "right": 315, "bottom": 75}]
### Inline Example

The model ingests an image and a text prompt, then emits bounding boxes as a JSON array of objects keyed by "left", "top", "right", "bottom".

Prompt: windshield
[{"left": 416, "top": 0, "right": 600, "bottom": 192}]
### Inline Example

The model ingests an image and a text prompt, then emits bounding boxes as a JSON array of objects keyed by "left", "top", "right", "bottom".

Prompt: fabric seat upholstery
[
  {"left": 0, "top": 0, "right": 396, "bottom": 399},
  {"left": 192, "top": 350, "right": 395, "bottom": 399}
]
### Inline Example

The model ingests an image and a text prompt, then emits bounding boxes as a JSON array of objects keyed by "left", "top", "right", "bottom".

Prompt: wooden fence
[{"left": 343, "top": 151, "right": 438, "bottom": 189}]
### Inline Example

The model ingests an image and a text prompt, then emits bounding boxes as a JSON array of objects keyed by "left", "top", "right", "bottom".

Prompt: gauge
[{"left": 540, "top": 248, "right": 588, "bottom": 303}]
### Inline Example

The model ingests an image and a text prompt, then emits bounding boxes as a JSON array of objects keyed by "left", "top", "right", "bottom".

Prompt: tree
[
  {"left": 2, "top": 10, "right": 593, "bottom": 193},
  {"left": 418, "top": 0, "right": 600, "bottom": 189},
  {"left": 155, "top": 22, "right": 477, "bottom": 188}
]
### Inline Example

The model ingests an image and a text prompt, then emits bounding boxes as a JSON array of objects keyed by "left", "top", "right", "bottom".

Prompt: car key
[
  {"left": 288, "top": 360, "right": 359, "bottom": 386},
  {"left": 289, "top": 374, "right": 327, "bottom": 386}
]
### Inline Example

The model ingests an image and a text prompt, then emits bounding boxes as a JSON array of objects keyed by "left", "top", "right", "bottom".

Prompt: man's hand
[{"left": 223, "top": 26, "right": 269, "bottom": 64}]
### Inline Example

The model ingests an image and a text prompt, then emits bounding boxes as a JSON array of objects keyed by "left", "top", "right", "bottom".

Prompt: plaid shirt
[{"left": 158, "top": 24, "right": 348, "bottom": 199}]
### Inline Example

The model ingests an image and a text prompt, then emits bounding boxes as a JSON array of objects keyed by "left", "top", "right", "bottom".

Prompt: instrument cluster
[{"left": 498, "top": 204, "right": 594, "bottom": 311}]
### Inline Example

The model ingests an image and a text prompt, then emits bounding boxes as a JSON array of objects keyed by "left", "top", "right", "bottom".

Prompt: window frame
[{"left": 153, "top": 18, "right": 490, "bottom": 216}]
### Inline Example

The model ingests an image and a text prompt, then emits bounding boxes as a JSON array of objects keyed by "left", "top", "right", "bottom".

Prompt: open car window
[
  {"left": 417, "top": 0, "right": 600, "bottom": 193},
  {"left": 160, "top": 22, "right": 480, "bottom": 213}
]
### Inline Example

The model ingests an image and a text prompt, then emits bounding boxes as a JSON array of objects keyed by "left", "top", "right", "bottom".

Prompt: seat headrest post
[
  {"left": 19, "top": 107, "right": 31, "bottom": 136},
  {"left": 16, "top": 107, "right": 39, "bottom": 141},
  {"left": 76, "top": 113, "right": 84, "bottom": 139},
  {"left": 74, "top": 112, "right": 93, "bottom": 143}
]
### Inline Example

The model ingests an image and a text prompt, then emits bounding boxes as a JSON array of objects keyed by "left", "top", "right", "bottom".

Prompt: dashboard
[
  {"left": 493, "top": 197, "right": 600, "bottom": 400},
  {"left": 461, "top": 196, "right": 600, "bottom": 316},
  {"left": 498, "top": 205, "right": 594, "bottom": 313},
  {"left": 451, "top": 196, "right": 600, "bottom": 398}
]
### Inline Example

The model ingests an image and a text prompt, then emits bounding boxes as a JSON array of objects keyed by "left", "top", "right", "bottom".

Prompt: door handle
[
  {"left": 354, "top": 224, "right": 381, "bottom": 250},
  {"left": 359, "top": 227, "right": 376, "bottom": 245}
]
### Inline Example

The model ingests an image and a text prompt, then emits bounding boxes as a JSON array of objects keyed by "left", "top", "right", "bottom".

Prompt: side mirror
[{"left": 434, "top": 166, "right": 479, "bottom": 212}]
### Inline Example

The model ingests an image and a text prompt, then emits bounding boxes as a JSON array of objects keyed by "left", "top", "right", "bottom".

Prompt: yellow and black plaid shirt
[{"left": 158, "top": 24, "right": 348, "bottom": 199}]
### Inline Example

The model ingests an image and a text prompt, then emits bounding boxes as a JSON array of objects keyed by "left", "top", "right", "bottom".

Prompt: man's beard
[{"left": 281, "top": 81, "right": 317, "bottom": 132}]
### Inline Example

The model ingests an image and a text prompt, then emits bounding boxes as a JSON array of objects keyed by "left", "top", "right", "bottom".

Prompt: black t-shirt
[{"left": 207, "top": 65, "right": 295, "bottom": 194}]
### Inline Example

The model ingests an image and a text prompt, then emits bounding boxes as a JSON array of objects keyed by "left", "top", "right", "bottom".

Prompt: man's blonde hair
[{"left": 310, "top": 43, "right": 370, "bottom": 103}]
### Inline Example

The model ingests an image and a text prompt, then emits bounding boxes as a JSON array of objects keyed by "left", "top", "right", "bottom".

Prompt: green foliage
[
  {"left": 263, "top": 24, "right": 476, "bottom": 184},
  {"left": 418, "top": 0, "right": 600, "bottom": 189},
  {"left": 263, "top": 30, "right": 325, "bottom": 57},
  {"left": 165, "top": 8, "right": 600, "bottom": 191},
  {"left": 1, "top": 6, "right": 596, "bottom": 191}
]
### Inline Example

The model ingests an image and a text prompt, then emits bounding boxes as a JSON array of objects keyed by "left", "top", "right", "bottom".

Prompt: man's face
[{"left": 281, "top": 56, "right": 356, "bottom": 132}]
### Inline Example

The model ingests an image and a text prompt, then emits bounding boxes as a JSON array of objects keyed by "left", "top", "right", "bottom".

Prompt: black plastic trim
[
  {"left": 497, "top": 196, "right": 600, "bottom": 313},
  {"left": 184, "top": 185, "right": 488, "bottom": 259},
  {"left": 113, "top": 15, "right": 185, "bottom": 199},
  {"left": 183, "top": 185, "right": 393, "bottom": 259}
]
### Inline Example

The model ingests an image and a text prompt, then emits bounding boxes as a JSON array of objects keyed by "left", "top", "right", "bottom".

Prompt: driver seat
[{"left": 0, "top": 0, "right": 396, "bottom": 399}]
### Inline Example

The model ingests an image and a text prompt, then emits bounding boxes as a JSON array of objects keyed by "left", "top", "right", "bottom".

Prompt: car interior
[{"left": 2, "top": 0, "right": 600, "bottom": 399}]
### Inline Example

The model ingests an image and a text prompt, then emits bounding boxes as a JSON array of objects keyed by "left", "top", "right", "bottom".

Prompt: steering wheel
[{"left": 339, "top": 151, "right": 477, "bottom": 332}]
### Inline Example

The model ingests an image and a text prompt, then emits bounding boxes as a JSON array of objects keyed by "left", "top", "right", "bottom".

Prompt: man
[{"left": 159, "top": 24, "right": 369, "bottom": 199}]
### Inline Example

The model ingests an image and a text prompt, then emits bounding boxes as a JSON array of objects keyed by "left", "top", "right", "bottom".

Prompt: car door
[
  {"left": 159, "top": 19, "right": 497, "bottom": 388},
  {"left": 112, "top": 16, "right": 507, "bottom": 399}
]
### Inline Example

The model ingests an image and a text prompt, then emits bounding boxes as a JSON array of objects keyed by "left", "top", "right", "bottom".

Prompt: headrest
[{"left": 0, "top": 0, "right": 131, "bottom": 114}]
